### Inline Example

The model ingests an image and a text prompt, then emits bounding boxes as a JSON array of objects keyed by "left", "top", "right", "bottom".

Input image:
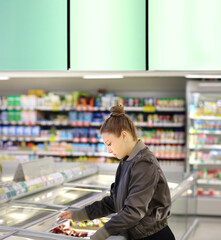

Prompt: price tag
[
  {"left": 49, "top": 136, "right": 56, "bottom": 142},
  {"left": 52, "top": 105, "right": 59, "bottom": 111},
  {"left": 143, "top": 106, "right": 155, "bottom": 112}
]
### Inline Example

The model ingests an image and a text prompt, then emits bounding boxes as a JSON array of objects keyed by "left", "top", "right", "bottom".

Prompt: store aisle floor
[{"left": 188, "top": 216, "right": 221, "bottom": 240}]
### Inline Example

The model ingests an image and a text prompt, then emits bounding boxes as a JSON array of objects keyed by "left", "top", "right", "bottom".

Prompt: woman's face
[{"left": 101, "top": 132, "right": 128, "bottom": 159}]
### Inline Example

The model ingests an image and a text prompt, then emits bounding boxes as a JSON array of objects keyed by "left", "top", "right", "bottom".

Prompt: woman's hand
[{"left": 58, "top": 211, "right": 72, "bottom": 220}]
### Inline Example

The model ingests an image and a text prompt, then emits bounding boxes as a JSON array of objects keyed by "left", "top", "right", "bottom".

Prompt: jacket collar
[{"left": 123, "top": 139, "right": 146, "bottom": 161}]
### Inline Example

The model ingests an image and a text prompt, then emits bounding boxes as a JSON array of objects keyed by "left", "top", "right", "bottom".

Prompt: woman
[{"left": 59, "top": 105, "right": 175, "bottom": 240}]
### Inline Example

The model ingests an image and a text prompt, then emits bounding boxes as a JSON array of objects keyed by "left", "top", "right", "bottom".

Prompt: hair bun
[{"left": 110, "top": 104, "right": 125, "bottom": 117}]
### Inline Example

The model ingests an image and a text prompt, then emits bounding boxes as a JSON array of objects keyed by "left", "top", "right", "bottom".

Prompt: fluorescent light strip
[
  {"left": 185, "top": 74, "right": 221, "bottom": 79},
  {"left": 83, "top": 75, "right": 124, "bottom": 79}
]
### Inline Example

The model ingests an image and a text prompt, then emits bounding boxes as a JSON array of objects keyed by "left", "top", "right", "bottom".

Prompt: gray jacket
[{"left": 74, "top": 140, "right": 171, "bottom": 239}]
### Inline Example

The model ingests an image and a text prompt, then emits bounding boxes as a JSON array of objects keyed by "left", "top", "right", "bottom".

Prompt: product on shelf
[{"left": 0, "top": 92, "right": 185, "bottom": 165}]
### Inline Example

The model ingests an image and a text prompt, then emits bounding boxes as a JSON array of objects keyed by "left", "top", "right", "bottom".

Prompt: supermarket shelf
[
  {"left": 0, "top": 136, "right": 184, "bottom": 145},
  {"left": 0, "top": 149, "right": 184, "bottom": 159},
  {"left": 189, "top": 160, "right": 221, "bottom": 165},
  {"left": 124, "top": 106, "right": 144, "bottom": 111},
  {"left": 155, "top": 106, "right": 185, "bottom": 112},
  {"left": 155, "top": 154, "right": 185, "bottom": 160},
  {"left": 189, "top": 129, "right": 221, "bottom": 135},
  {"left": 144, "top": 139, "right": 185, "bottom": 144},
  {"left": 36, "top": 151, "right": 113, "bottom": 158},
  {"left": 0, "top": 106, "right": 35, "bottom": 110},
  {"left": 190, "top": 116, "right": 221, "bottom": 120},
  {"left": 38, "top": 121, "right": 69, "bottom": 126},
  {"left": 197, "top": 179, "right": 221, "bottom": 185},
  {"left": 197, "top": 196, "right": 221, "bottom": 216},
  {"left": 0, "top": 121, "right": 37, "bottom": 125},
  {"left": 1, "top": 136, "right": 49, "bottom": 142},
  {"left": 0, "top": 121, "right": 184, "bottom": 128},
  {"left": 134, "top": 122, "right": 184, "bottom": 128},
  {"left": 0, "top": 150, "right": 35, "bottom": 155},
  {"left": 0, "top": 105, "right": 185, "bottom": 113},
  {"left": 0, "top": 150, "right": 113, "bottom": 158},
  {"left": 189, "top": 144, "right": 221, "bottom": 150}
]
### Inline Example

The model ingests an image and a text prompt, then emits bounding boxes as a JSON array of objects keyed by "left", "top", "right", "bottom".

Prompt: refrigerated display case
[
  {"left": 0, "top": 227, "right": 76, "bottom": 240},
  {"left": 0, "top": 202, "right": 64, "bottom": 228},
  {"left": 186, "top": 80, "right": 221, "bottom": 215},
  {"left": 169, "top": 172, "right": 198, "bottom": 240},
  {"left": 26, "top": 172, "right": 198, "bottom": 240},
  {"left": 16, "top": 185, "right": 107, "bottom": 207},
  {"left": 0, "top": 226, "right": 16, "bottom": 238},
  {"left": 0, "top": 162, "right": 98, "bottom": 204},
  {"left": 66, "top": 174, "right": 115, "bottom": 189}
]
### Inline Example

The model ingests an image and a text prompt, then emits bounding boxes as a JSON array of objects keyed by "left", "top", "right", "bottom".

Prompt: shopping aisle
[{"left": 188, "top": 216, "right": 221, "bottom": 240}]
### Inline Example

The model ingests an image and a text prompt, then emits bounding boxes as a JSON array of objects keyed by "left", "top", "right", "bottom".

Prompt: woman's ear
[{"left": 121, "top": 131, "right": 128, "bottom": 142}]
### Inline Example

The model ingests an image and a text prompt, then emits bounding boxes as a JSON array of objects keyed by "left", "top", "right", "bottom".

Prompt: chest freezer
[
  {"left": 16, "top": 185, "right": 106, "bottom": 207},
  {"left": 0, "top": 226, "right": 16, "bottom": 238},
  {"left": 67, "top": 174, "right": 115, "bottom": 189},
  {"left": 28, "top": 214, "right": 109, "bottom": 239},
  {"left": 1, "top": 228, "right": 78, "bottom": 240},
  {"left": 0, "top": 202, "right": 63, "bottom": 228}
]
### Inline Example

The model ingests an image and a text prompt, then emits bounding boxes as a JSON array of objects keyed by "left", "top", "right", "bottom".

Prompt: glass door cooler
[{"left": 186, "top": 80, "right": 221, "bottom": 215}]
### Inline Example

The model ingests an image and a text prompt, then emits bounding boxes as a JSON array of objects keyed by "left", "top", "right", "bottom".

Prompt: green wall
[
  {"left": 149, "top": 0, "right": 221, "bottom": 70},
  {"left": 0, "top": 0, "right": 67, "bottom": 70},
  {"left": 70, "top": 0, "right": 146, "bottom": 71}
]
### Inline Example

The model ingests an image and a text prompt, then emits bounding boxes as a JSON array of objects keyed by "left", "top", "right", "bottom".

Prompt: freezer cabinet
[
  {"left": 28, "top": 214, "right": 108, "bottom": 239},
  {"left": 0, "top": 228, "right": 78, "bottom": 240},
  {"left": 16, "top": 185, "right": 106, "bottom": 207},
  {"left": 0, "top": 226, "right": 17, "bottom": 238},
  {"left": 0, "top": 202, "right": 64, "bottom": 228},
  {"left": 68, "top": 174, "right": 115, "bottom": 189}
]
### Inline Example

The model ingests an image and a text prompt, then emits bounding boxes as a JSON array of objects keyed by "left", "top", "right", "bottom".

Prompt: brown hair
[{"left": 100, "top": 105, "right": 137, "bottom": 141}]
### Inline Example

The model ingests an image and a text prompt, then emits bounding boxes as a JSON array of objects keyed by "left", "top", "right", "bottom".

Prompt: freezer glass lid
[
  {"left": 71, "top": 174, "right": 115, "bottom": 188},
  {"left": 168, "top": 182, "right": 179, "bottom": 190},
  {"left": 0, "top": 228, "right": 11, "bottom": 236},
  {"left": 0, "top": 202, "right": 61, "bottom": 228},
  {"left": 4, "top": 233, "right": 62, "bottom": 240},
  {"left": 18, "top": 186, "right": 103, "bottom": 206}
]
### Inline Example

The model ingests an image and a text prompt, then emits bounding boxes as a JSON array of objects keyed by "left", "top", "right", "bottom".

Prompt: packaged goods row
[
  {"left": 138, "top": 129, "right": 185, "bottom": 143},
  {"left": 0, "top": 141, "right": 185, "bottom": 160},
  {"left": 190, "top": 93, "right": 221, "bottom": 116},
  {"left": 0, "top": 110, "right": 185, "bottom": 126},
  {"left": 0, "top": 92, "right": 185, "bottom": 110},
  {"left": 191, "top": 120, "right": 221, "bottom": 131},
  {"left": 189, "top": 150, "right": 221, "bottom": 163},
  {"left": 0, "top": 126, "right": 185, "bottom": 143},
  {"left": 0, "top": 91, "right": 185, "bottom": 165},
  {"left": 189, "top": 134, "right": 221, "bottom": 146},
  {"left": 197, "top": 188, "right": 221, "bottom": 197},
  {"left": 198, "top": 168, "right": 221, "bottom": 180}
]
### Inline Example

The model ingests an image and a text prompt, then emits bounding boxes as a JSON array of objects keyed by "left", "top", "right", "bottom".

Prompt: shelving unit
[
  {"left": 0, "top": 92, "right": 185, "bottom": 167},
  {"left": 186, "top": 81, "right": 221, "bottom": 215}
]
